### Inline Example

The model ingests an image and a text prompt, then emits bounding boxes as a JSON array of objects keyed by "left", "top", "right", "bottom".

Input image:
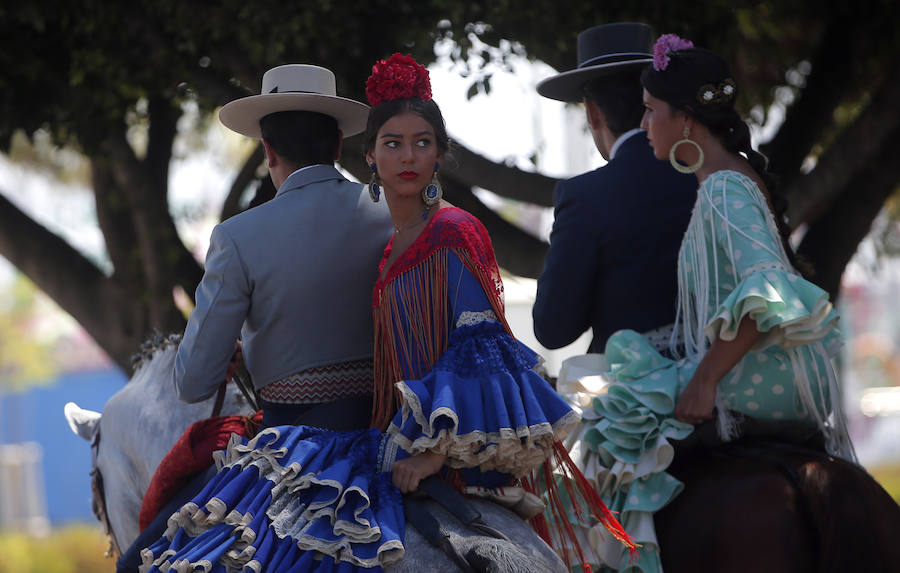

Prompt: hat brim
[
  {"left": 537, "top": 58, "right": 653, "bottom": 102},
  {"left": 219, "top": 93, "right": 370, "bottom": 138}
]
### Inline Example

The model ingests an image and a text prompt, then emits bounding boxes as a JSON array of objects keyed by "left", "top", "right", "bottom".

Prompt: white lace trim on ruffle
[
  {"left": 387, "top": 381, "right": 578, "bottom": 477},
  {"left": 145, "top": 427, "right": 406, "bottom": 571}
]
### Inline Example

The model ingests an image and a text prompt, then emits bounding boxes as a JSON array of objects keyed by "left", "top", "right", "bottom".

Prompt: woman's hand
[
  {"left": 392, "top": 451, "right": 447, "bottom": 493},
  {"left": 675, "top": 314, "right": 763, "bottom": 425},
  {"left": 675, "top": 375, "right": 718, "bottom": 424}
]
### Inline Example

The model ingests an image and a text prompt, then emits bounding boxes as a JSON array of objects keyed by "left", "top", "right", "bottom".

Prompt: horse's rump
[{"left": 656, "top": 440, "right": 900, "bottom": 573}]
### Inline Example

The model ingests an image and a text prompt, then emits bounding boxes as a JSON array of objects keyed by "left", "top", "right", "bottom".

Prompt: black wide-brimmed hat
[{"left": 537, "top": 22, "right": 654, "bottom": 102}]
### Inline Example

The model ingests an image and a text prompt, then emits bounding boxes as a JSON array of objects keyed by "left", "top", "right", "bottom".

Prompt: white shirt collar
[{"left": 609, "top": 128, "right": 644, "bottom": 160}]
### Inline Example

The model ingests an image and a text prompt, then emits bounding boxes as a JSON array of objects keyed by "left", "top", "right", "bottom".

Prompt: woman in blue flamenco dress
[
  {"left": 138, "top": 54, "right": 632, "bottom": 573},
  {"left": 560, "top": 35, "right": 858, "bottom": 573}
]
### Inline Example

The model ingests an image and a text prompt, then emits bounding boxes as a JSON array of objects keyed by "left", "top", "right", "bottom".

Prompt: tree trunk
[
  {"left": 0, "top": 193, "right": 138, "bottom": 371},
  {"left": 797, "top": 127, "right": 900, "bottom": 301}
]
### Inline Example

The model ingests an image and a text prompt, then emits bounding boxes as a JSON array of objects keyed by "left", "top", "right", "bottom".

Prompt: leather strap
[
  {"left": 230, "top": 366, "right": 259, "bottom": 412},
  {"left": 404, "top": 495, "right": 476, "bottom": 573},
  {"left": 210, "top": 381, "right": 227, "bottom": 418},
  {"left": 419, "top": 476, "right": 510, "bottom": 542},
  {"left": 89, "top": 426, "right": 122, "bottom": 559}
]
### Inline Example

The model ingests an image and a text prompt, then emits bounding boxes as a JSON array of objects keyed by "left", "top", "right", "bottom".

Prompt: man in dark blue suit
[{"left": 533, "top": 23, "right": 697, "bottom": 355}]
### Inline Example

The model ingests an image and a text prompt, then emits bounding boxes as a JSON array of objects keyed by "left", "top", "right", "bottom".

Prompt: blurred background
[{"left": 2, "top": 2, "right": 899, "bottom": 570}]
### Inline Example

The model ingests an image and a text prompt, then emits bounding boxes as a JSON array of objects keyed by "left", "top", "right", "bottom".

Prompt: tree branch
[
  {"left": 441, "top": 174, "right": 548, "bottom": 278},
  {"left": 0, "top": 191, "right": 136, "bottom": 369},
  {"left": 760, "top": 16, "right": 868, "bottom": 185},
  {"left": 221, "top": 143, "right": 264, "bottom": 221},
  {"left": 449, "top": 145, "right": 557, "bottom": 207},
  {"left": 797, "top": 124, "right": 900, "bottom": 301},
  {"left": 787, "top": 65, "right": 900, "bottom": 226},
  {"left": 91, "top": 151, "right": 142, "bottom": 283}
]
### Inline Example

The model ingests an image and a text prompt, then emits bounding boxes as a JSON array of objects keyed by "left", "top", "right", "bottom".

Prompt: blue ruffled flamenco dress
[{"left": 138, "top": 253, "right": 577, "bottom": 572}]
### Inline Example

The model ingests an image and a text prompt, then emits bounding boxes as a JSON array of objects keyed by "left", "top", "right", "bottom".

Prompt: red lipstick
[{"left": 398, "top": 171, "right": 418, "bottom": 180}]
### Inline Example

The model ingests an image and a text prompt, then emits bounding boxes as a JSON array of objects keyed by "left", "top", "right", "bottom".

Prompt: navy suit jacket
[{"left": 533, "top": 131, "right": 697, "bottom": 353}]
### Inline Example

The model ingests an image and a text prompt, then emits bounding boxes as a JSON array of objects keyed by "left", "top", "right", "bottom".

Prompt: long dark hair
[
  {"left": 363, "top": 97, "right": 451, "bottom": 155},
  {"left": 642, "top": 48, "right": 810, "bottom": 276}
]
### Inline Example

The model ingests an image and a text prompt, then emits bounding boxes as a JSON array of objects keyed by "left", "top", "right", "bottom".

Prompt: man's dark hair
[
  {"left": 259, "top": 111, "right": 340, "bottom": 168},
  {"left": 582, "top": 68, "right": 645, "bottom": 137}
]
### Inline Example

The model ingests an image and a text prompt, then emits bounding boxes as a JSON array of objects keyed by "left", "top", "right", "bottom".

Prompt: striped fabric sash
[{"left": 258, "top": 359, "right": 374, "bottom": 404}]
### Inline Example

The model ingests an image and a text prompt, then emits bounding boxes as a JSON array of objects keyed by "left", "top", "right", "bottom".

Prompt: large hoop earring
[
  {"left": 368, "top": 163, "right": 381, "bottom": 202},
  {"left": 422, "top": 162, "right": 442, "bottom": 207},
  {"left": 669, "top": 127, "right": 704, "bottom": 174}
]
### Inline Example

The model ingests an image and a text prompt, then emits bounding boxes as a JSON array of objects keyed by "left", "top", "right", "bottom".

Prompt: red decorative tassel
[{"left": 522, "top": 441, "right": 638, "bottom": 571}]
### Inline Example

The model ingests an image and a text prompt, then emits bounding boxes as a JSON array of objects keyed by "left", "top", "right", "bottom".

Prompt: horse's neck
[{"left": 100, "top": 345, "right": 245, "bottom": 501}]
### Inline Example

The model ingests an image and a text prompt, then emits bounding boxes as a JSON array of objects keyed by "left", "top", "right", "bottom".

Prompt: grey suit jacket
[{"left": 175, "top": 165, "right": 394, "bottom": 403}]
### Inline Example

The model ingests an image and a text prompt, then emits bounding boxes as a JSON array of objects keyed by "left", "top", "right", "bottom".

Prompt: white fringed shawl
[{"left": 670, "top": 170, "right": 855, "bottom": 460}]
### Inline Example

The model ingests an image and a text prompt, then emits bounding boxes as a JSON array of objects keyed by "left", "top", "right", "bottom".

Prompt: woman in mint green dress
[{"left": 564, "top": 35, "right": 857, "bottom": 572}]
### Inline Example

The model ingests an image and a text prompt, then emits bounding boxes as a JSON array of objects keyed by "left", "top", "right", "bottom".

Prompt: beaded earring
[
  {"left": 368, "top": 163, "right": 381, "bottom": 202},
  {"left": 422, "top": 162, "right": 442, "bottom": 207}
]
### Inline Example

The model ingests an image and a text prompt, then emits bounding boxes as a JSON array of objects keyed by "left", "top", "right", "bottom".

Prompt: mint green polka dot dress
[{"left": 563, "top": 171, "right": 855, "bottom": 573}]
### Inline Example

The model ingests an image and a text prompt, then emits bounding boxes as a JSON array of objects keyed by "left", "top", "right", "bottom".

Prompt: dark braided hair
[{"left": 642, "top": 47, "right": 811, "bottom": 277}]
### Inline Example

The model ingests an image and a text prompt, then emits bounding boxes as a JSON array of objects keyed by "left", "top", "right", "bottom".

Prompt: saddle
[
  {"left": 138, "top": 410, "right": 261, "bottom": 531},
  {"left": 671, "top": 412, "right": 826, "bottom": 456},
  {"left": 404, "top": 476, "right": 539, "bottom": 573}
]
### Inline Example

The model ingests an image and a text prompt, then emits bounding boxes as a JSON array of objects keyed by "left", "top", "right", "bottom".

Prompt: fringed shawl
[
  {"left": 674, "top": 170, "right": 854, "bottom": 459},
  {"left": 370, "top": 207, "right": 637, "bottom": 564},
  {"left": 371, "top": 207, "right": 509, "bottom": 430}
]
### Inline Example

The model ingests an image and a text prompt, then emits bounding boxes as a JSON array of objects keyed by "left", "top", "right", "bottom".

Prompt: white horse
[
  {"left": 65, "top": 335, "right": 566, "bottom": 572},
  {"left": 64, "top": 334, "right": 251, "bottom": 555}
]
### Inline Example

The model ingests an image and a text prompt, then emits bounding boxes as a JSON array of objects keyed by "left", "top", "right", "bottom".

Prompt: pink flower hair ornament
[
  {"left": 365, "top": 53, "right": 433, "bottom": 107},
  {"left": 653, "top": 33, "right": 694, "bottom": 71}
]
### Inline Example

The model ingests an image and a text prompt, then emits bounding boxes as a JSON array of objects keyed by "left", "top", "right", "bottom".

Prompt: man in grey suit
[{"left": 175, "top": 64, "right": 394, "bottom": 429}]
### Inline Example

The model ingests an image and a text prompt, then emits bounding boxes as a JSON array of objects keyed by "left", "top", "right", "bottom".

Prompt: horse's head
[{"left": 63, "top": 333, "right": 249, "bottom": 554}]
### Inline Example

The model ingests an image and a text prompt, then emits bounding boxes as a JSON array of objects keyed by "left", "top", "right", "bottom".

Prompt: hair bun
[{"left": 365, "top": 53, "right": 432, "bottom": 107}]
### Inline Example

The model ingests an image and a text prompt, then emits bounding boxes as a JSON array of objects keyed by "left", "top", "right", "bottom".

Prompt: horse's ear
[{"left": 64, "top": 402, "right": 102, "bottom": 441}]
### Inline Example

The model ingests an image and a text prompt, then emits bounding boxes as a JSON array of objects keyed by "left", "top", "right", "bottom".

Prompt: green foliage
[
  {"left": 0, "top": 275, "right": 58, "bottom": 391},
  {"left": 0, "top": 525, "right": 114, "bottom": 573},
  {"left": 3, "top": 1, "right": 893, "bottom": 156}
]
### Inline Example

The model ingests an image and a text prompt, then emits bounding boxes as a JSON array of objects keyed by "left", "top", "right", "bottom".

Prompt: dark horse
[{"left": 655, "top": 434, "right": 900, "bottom": 573}]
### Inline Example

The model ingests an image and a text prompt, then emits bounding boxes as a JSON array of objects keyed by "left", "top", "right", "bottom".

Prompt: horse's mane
[{"left": 130, "top": 332, "right": 183, "bottom": 372}]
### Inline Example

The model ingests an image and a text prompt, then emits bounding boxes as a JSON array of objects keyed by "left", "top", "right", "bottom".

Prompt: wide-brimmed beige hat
[{"left": 219, "top": 64, "right": 370, "bottom": 138}]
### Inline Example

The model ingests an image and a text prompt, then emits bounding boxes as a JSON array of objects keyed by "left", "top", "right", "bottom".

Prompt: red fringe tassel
[{"left": 522, "top": 441, "right": 638, "bottom": 571}]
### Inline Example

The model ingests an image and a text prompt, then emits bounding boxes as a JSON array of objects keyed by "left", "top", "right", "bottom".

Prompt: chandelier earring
[
  {"left": 422, "top": 162, "right": 442, "bottom": 209},
  {"left": 368, "top": 163, "right": 381, "bottom": 202},
  {"left": 669, "top": 126, "right": 704, "bottom": 174}
]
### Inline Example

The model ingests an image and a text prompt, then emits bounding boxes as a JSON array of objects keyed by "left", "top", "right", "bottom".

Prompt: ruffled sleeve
[
  {"left": 705, "top": 268, "right": 839, "bottom": 349},
  {"left": 699, "top": 173, "right": 840, "bottom": 348},
  {"left": 386, "top": 252, "right": 578, "bottom": 477}
]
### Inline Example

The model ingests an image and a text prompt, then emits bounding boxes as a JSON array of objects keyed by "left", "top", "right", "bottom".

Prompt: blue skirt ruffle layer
[
  {"left": 388, "top": 321, "right": 578, "bottom": 479},
  {"left": 139, "top": 426, "right": 403, "bottom": 572}
]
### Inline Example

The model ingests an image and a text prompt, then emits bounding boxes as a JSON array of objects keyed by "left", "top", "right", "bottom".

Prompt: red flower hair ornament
[{"left": 365, "top": 53, "right": 432, "bottom": 107}]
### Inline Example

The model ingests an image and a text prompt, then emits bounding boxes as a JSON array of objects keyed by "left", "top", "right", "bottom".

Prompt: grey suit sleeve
[
  {"left": 174, "top": 225, "right": 250, "bottom": 403},
  {"left": 532, "top": 180, "right": 603, "bottom": 349}
]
